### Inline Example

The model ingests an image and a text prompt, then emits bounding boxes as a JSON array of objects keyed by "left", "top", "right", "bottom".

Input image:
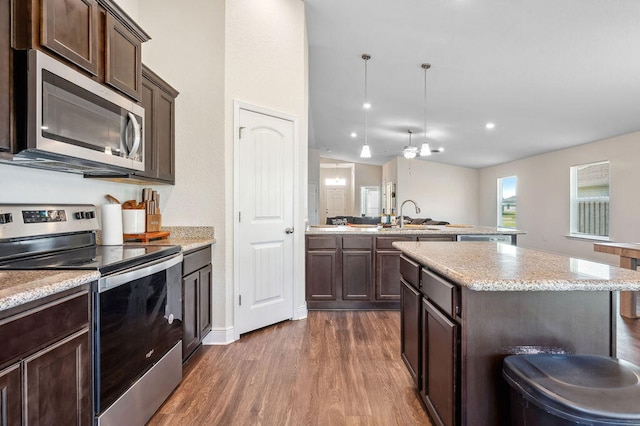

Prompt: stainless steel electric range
[{"left": 0, "top": 204, "right": 183, "bottom": 426}]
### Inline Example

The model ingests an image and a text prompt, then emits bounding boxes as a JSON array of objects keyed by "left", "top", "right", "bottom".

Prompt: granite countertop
[
  {"left": 0, "top": 270, "right": 99, "bottom": 313},
  {"left": 393, "top": 241, "right": 640, "bottom": 291},
  {"left": 306, "top": 224, "right": 524, "bottom": 236},
  {"left": 1, "top": 227, "right": 215, "bottom": 315},
  {"left": 124, "top": 226, "right": 215, "bottom": 252}
]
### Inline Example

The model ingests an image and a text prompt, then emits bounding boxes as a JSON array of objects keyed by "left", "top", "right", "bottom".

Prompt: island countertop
[
  {"left": 393, "top": 241, "right": 640, "bottom": 291},
  {"left": 306, "top": 224, "right": 524, "bottom": 236}
]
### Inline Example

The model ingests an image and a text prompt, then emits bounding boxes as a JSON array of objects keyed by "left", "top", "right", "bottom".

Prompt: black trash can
[{"left": 503, "top": 354, "right": 640, "bottom": 426}]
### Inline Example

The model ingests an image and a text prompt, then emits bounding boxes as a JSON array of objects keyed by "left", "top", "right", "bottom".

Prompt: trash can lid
[{"left": 503, "top": 354, "right": 640, "bottom": 424}]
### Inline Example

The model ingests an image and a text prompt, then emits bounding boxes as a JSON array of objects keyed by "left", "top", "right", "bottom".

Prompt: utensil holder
[{"left": 146, "top": 214, "right": 162, "bottom": 232}]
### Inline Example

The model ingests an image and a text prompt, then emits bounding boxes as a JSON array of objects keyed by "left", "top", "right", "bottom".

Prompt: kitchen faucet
[{"left": 399, "top": 199, "right": 421, "bottom": 228}]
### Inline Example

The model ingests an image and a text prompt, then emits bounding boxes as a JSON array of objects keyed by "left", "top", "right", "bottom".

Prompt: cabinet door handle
[{"left": 285, "top": 227, "right": 294, "bottom": 234}]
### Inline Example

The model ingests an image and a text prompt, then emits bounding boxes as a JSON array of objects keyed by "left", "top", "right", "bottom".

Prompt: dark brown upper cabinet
[
  {"left": 12, "top": 0, "right": 150, "bottom": 100},
  {"left": 0, "top": 0, "right": 11, "bottom": 153},
  {"left": 105, "top": 12, "right": 142, "bottom": 99},
  {"left": 41, "top": 0, "right": 100, "bottom": 76},
  {"left": 138, "top": 65, "right": 179, "bottom": 184}
]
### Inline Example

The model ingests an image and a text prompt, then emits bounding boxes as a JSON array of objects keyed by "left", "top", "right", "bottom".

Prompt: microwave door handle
[{"left": 126, "top": 112, "right": 141, "bottom": 159}]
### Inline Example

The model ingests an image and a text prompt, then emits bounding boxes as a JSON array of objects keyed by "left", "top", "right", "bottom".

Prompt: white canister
[
  {"left": 101, "top": 204, "right": 123, "bottom": 245},
  {"left": 122, "top": 209, "right": 146, "bottom": 234}
]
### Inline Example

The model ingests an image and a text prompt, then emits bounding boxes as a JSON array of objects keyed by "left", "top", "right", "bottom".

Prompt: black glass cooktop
[{"left": 0, "top": 244, "right": 181, "bottom": 275}]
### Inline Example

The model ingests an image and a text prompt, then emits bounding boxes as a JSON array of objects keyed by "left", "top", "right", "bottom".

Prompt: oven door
[{"left": 93, "top": 253, "right": 183, "bottom": 414}]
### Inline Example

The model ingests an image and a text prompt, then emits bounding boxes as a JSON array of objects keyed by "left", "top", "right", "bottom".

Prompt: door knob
[{"left": 285, "top": 227, "right": 294, "bottom": 234}]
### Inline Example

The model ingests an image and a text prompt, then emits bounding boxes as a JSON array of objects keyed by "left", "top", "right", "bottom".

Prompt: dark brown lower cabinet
[
  {"left": 199, "top": 264, "right": 213, "bottom": 338},
  {"left": 400, "top": 256, "right": 613, "bottom": 425},
  {"left": 422, "top": 298, "right": 459, "bottom": 426},
  {"left": 400, "top": 279, "right": 421, "bottom": 386},
  {"left": 0, "top": 363, "right": 21, "bottom": 426},
  {"left": 182, "top": 270, "right": 200, "bottom": 360},
  {"left": 375, "top": 236, "right": 413, "bottom": 301},
  {"left": 0, "top": 289, "right": 91, "bottom": 426},
  {"left": 24, "top": 329, "right": 91, "bottom": 425},
  {"left": 306, "top": 236, "right": 338, "bottom": 304},
  {"left": 342, "top": 250, "right": 372, "bottom": 299},
  {"left": 342, "top": 237, "right": 373, "bottom": 300},
  {"left": 306, "top": 233, "right": 515, "bottom": 310},
  {"left": 182, "top": 245, "right": 213, "bottom": 362}
]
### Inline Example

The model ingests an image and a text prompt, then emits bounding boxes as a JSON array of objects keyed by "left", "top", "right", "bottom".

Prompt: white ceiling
[{"left": 305, "top": 0, "right": 640, "bottom": 169}]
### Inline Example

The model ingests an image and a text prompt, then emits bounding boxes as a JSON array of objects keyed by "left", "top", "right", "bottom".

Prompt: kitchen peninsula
[
  {"left": 305, "top": 225, "right": 524, "bottom": 309},
  {"left": 395, "top": 241, "right": 640, "bottom": 426}
]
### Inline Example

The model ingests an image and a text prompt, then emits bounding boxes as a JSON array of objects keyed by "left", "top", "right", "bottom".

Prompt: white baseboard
[
  {"left": 295, "top": 303, "right": 308, "bottom": 320},
  {"left": 202, "top": 305, "right": 307, "bottom": 345},
  {"left": 202, "top": 326, "right": 236, "bottom": 345}
]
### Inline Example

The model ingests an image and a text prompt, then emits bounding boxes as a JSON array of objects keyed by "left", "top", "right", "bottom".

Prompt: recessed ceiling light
[
  {"left": 350, "top": 132, "right": 357, "bottom": 138},
  {"left": 363, "top": 102, "right": 371, "bottom": 109},
  {"left": 485, "top": 122, "right": 495, "bottom": 129}
]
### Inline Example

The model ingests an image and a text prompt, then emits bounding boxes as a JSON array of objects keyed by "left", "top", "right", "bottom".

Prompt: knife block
[{"left": 146, "top": 214, "right": 162, "bottom": 232}]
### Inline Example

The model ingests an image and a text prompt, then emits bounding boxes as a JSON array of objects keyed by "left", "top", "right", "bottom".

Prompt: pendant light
[
  {"left": 360, "top": 54, "right": 372, "bottom": 158},
  {"left": 403, "top": 130, "right": 418, "bottom": 159},
  {"left": 420, "top": 63, "right": 432, "bottom": 157}
]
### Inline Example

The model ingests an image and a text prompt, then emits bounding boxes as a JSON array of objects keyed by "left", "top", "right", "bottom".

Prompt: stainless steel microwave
[{"left": 11, "top": 49, "right": 144, "bottom": 173}]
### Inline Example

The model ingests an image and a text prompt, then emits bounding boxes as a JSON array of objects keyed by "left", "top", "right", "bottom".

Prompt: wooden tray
[{"left": 123, "top": 231, "right": 170, "bottom": 242}]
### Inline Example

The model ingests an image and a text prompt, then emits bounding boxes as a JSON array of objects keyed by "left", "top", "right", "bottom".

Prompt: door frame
[{"left": 233, "top": 101, "right": 305, "bottom": 341}]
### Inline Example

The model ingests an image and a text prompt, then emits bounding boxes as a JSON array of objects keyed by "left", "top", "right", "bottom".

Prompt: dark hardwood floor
[
  {"left": 617, "top": 312, "right": 640, "bottom": 365},
  {"left": 149, "top": 306, "right": 640, "bottom": 426},
  {"left": 149, "top": 311, "right": 431, "bottom": 426}
]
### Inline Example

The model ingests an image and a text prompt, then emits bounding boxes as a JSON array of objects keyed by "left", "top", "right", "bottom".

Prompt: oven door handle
[{"left": 98, "top": 253, "right": 183, "bottom": 292}]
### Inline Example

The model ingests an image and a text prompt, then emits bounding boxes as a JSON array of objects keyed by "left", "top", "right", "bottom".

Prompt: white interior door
[
  {"left": 326, "top": 188, "right": 346, "bottom": 218},
  {"left": 237, "top": 108, "right": 294, "bottom": 335}
]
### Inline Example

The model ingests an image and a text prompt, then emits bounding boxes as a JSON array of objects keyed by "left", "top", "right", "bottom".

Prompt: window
[
  {"left": 570, "top": 161, "right": 609, "bottom": 238},
  {"left": 497, "top": 176, "right": 517, "bottom": 228},
  {"left": 325, "top": 177, "right": 346, "bottom": 186}
]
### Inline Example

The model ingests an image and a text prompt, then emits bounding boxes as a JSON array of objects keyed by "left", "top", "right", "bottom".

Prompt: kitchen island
[
  {"left": 394, "top": 241, "right": 640, "bottom": 426},
  {"left": 305, "top": 225, "right": 523, "bottom": 309}
]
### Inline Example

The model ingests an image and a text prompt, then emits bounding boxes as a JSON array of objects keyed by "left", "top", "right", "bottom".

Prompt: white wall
[
  {"left": 308, "top": 148, "right": 320, "bottom": 224},
  {"left": 225, "top": 0, "right": 308, "bottom": 328},
  {"left": 140, "top": 0, "right": 308, "bottom": 333},
  {"left": 479, "top": 131, "right": 640, "bottom": 264},
  {"left": 114, "top": 0, "right": 139, "bottom": 21},
  {"left": 137, "top": 0, "right": 226, "bottom": 328},
  {"left": 396, "top": 157, "right": 479, "bottom": 224}
]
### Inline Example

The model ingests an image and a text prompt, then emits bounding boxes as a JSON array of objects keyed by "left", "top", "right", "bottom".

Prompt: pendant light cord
[
  {"left": 422, "top": 63, "right": 430, "bottom": 144},
  {"left": 363, "top": 54, "right": 371, "bottom": 146}
]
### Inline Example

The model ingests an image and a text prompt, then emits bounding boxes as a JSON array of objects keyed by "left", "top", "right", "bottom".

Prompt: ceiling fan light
[
  {"left": 360, "top": 144, "right": 371, "bottom": 158},
  {"left": 420, "top": 142, "right": 431, "bottom": 156},
  {"left": 403, "top": 145, "right": 417, "bottom": 159}
]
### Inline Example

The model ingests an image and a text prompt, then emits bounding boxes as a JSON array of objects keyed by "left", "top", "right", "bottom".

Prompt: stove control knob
[
  {"left": 86, "top": 211, "right": 96, "bottom": 219},
  {"left": 0, "top": 213, "right": 12, "bottom": 224},
  {"left": 74, "top": 212, "right": 85, "bottom": 219}
]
